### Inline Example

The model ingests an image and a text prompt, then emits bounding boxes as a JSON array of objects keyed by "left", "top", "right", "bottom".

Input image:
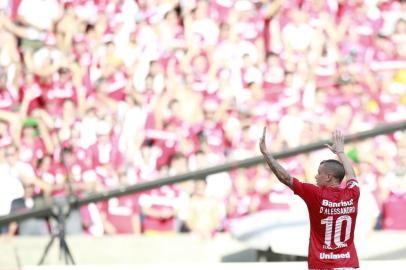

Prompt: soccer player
[{"left": 259, "top": 128, "right": 360, "bottom": 270}]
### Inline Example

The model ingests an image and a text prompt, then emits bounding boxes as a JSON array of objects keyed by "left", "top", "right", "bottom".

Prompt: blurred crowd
[{"left": 0, "top": 0, "right": 406, "bottom": 238}]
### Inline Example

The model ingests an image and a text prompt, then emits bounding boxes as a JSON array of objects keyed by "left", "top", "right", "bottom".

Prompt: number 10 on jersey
[{"left": 321, "top": 215, "right": 352, "bottom": 248}]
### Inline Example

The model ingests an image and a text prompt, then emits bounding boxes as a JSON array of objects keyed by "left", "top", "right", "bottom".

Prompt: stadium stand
[{"left": 0, "top": 0, "right": 405, "bottom": 239}]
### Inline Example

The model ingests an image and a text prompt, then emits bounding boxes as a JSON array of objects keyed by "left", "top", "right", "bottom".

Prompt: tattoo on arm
[{"left": 262, "top": 152, "right": 293, "bottom": 189}]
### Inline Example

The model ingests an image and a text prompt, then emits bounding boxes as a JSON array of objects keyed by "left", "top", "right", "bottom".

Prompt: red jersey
[{"left": 293, "top": 178, "right": 360, "bottom": 269}]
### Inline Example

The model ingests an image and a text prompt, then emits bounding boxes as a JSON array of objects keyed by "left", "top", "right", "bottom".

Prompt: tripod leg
[
  {"left": 38, "top": 235, "right": 56, "bottom": 265},
  {"left": 59, "top": 235, "right": 64, "bottom": 262},
  {"left": 62, "top": 241, "right": 68, "bottom": 265},
  {"left": 61, "top": 238, "right": 76, "bottom": 265}
]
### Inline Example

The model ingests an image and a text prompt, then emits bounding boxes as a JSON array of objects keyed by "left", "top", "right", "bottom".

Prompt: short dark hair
[{"left": 320, "top": 159, "right": 345, "bottom": 183}]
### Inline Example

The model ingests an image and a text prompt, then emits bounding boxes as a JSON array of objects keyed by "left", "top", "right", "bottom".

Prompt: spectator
[
  {"left": 253, "top": 166, "right": 291, "bottom": 211},
  {"left": 224, "top": 169, "right": 257, "bottom": 231},
  {"left": 0, "top": 144, "right": 44, "bottom": 233},
  {"left": 8, "top": 182, "right": 49, "bottom": 236},
  {"left": 282, "top": 10, "right": 315, "bottom": 59},
  {"left": 99, "top": 166, "right": 141, "bottom": 235},
  {"left": 382, "top": 171, "right": 406, "bottom": 230},
  {"left": 138, "top": 185, "right": 178, "bottom": 235},
  {"left": 186, "top": 179, "right": 222, "bottom": 239}
]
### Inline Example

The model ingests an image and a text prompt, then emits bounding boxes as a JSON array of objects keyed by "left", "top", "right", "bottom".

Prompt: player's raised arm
[
  {"left": 325, "top": 130, "right": 356, "bottom": 180},
  {"left": 259, "top": 127, "right": 293, "bottom": 189}
]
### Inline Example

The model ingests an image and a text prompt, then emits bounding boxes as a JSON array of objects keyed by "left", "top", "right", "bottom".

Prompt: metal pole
[{"left": 1, "top": 120, "right": 405, "bottom": 226}]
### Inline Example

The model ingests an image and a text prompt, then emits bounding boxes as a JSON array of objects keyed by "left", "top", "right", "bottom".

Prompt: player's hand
[
  {"left": 325, "top": 129, "right": 345, "bottom": 154},
  {"left": 259, "top": 127, "right": 268, "bottom": 155}
]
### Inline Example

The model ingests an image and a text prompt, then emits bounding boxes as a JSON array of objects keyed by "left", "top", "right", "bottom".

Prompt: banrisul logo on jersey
[{"left": 319, "top": 199, "right": 356, "bottom": 215}]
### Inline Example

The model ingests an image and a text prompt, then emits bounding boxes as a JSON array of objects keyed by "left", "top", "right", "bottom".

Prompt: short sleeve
[
  {"left": 292, "top": 178, "right": 320, "bottom": 203},
  {"left": 346, "top": 179, "right": 360, "bottom": 198},
  {"left": 346, "top": 179, "right": 359, "bottom": 189}
]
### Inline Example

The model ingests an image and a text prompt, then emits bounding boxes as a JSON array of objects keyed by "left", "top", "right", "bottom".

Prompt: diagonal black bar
[{"left": 1, "top": 120, "right": 405, "bottom": 226}]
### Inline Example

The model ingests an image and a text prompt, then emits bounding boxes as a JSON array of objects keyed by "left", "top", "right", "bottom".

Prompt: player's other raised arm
[
  {"left": 325, "top": 130, "right": 357, "bottom": 180},
  {"left": 259, "top": 127, "right": 293, "bottom": 189}
]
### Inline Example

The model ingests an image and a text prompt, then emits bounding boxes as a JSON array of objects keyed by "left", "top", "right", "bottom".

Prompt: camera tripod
[{"left": 38, "top": 199, "right": 75, "bottom": 265}]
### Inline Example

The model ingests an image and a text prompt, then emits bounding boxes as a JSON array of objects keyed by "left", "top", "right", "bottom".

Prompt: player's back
[{"left": 293, "top": 178, "right": 360, "bottom": 269}]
